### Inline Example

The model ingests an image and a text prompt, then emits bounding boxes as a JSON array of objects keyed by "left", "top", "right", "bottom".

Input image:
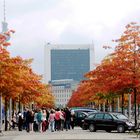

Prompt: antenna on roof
[
  {"left": 2, "top": 0, "right": 8, "bottom": 33},
  {"left": 3, "top": 0, "right": 6, "bottom": 22}
]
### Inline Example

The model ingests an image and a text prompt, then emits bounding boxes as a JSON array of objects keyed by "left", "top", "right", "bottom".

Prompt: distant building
[
  {"left": 44, "top": 44, "right": 92, "bottom": 107},
  {"left": 50, "top": 47, "right": 90, "bottom": 82},
  {"left": 49, "top": 79, "right": 78, "bottom": 107}
]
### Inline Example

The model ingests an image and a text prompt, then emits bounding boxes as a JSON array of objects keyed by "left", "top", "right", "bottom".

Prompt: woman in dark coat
[{"left": 18, "top": 112, "right": 23, "bottom": 131}]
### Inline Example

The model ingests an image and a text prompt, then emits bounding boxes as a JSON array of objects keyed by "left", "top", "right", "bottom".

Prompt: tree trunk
[
  {"left": 103, "top": 102, "right": 105, "bottom": 112},
  {"left": 109, "top": 104, "right": 112, "bottom": 112},
  {"left": 98, "top": 104, "right": 101, "bottom": 111},
  {"left": 134, "top": 87, "right": 137, "bottom": 127},
  {"left": 9, "top": 98, "right": 12, "bottom": 122},
  {"left": 122, "top": 93, "right": 124, "bottom": 114},
  {"left": 106, "top": 100, "right": 109, "bottom": 112},
  {"left": 12, "top": 100, "right": 15, "bottom": 116},
  {"left": 0, "top": 93, "right": 2, "bottom": 132},
  {"left": 138, "top": 104, "right": 140, "bottom": 120},
  {"left": 112, "top": 99, "right": 115, "bottom": 112},
  {"left": 4, "top": 97, "right": 8, "bottom": 131},
  {"left": 117, "top": 97, "right": 120, "bottom": 112},
  {"left": 19, "top": 100, "right": 21, "bottom": 112},
  {"left": 128, "top": 94, "right": 131, "bottom": 121}
]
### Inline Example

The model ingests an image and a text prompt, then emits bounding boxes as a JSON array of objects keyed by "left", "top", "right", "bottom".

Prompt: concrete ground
[{"left": 0, "top": 127, "right": 139, "bottom": 140}]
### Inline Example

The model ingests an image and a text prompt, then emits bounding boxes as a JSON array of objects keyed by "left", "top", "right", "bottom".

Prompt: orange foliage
[
  {"left": 0, "top": 31, "right": 55, "bottom": 106},
  {"left": 68, "top": 22, "right": 140, "bottom": 107}
]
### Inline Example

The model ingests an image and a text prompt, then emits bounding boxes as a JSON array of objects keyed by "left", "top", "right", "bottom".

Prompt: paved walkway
[{"left": 0, "top": 128, "right": 139, "bottom": 140}]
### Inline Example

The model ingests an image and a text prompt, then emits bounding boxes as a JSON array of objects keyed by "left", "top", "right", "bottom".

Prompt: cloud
[{"left": 1, "top": 0, "right": 140, "bottom": 76}]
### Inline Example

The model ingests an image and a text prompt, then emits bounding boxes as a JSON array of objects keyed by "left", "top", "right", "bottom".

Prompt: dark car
[
  {"left": 111, "top": 112, "right": 129, "bottom": 121},
  {"left": 70, "top": 108, "right": 98, "bottom": 127},
  {"left": 70, "top": 107, "right": 98, "bottom": 113},
  {"left": 83, "top": 112, "right": 135, "bottom": 133},
  {"left": 74, "top": 111, "right": 89, "bottom": 127}
]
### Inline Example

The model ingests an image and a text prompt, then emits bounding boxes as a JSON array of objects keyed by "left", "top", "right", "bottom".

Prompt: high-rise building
[
  {"left": 44, "top": 44, "right": 92, "bottom": 107},
  {"left": 50, "top": 48, "right": 90, "bottom": 82},
  {"left": 44, "top": 44, "right": 93, "bottom": 83}
]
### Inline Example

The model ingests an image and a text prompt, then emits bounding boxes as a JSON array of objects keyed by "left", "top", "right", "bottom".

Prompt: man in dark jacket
[{"left": 65, "top": 107, "right": 71, "bottom": 131}]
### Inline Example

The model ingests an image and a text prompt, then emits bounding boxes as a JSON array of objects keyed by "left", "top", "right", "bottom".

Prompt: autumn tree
[
  {"left": 111, "top": 22, "right": 140, "bottom": 125},
  {"left": 0, "top": 31, "right": 55, "bottom": 130},
  {"left": 68, "top": 23, "right": 140, "bottom": 126}
]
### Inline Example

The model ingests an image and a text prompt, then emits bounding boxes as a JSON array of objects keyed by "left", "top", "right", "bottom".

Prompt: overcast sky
[{"left": 0, "top": 0, "right": 140, "bottom": 77}]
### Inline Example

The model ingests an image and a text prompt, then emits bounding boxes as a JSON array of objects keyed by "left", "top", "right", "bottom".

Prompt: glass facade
[{"left": 51, "top": 49, "right": 90, "bottom": 81}]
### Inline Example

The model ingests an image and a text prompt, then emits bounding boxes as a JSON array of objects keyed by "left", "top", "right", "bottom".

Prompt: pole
[
  {"left": 128, "top": 94, "right": 131, "bottom": 121},
  {"left": 4, "top": 97, "right": 7, "bottom": 131},
  {"left": 134, "top": 87, "right": 137, "bottom": 126},
  {"left": 103, "top": 102, "right": 105, "bottom": 112},
  {"left": 9, "top": 98, "right": 12, "bottom": 121},
  {"left": 122, "top": 93, "right": 124, "bottom": 114},
  {"left": 117, "top": 97, "right": 120, "bottom": 112},
  {"left": 0, "top": 93, "right": 3, "bottom": 133}
]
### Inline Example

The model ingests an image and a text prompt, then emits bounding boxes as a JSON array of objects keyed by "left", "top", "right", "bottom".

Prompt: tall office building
[
  {"left": 51, "top": 48, "right": 90, "bottom": 82},
  {"left": 44, "top": 44, "right": 92, "bottom": 107}
]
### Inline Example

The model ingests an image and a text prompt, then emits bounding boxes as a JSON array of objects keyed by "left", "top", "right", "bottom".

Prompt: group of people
[{"left": 11, "top": 107, "right": 75, "bottom": 132}]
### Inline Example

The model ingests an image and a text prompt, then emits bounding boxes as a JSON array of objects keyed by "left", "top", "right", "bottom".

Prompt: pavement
[{"left": 0, "top": 127, "right": 139, "bottom": 140}]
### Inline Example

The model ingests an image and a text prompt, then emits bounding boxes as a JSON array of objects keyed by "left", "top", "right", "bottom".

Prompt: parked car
[
  {"left": 70, "top": 107, "right": 98, "bottom": 127},
  {"left": 111, "top": 112, "right": 129, "bottom": 121},
  {"left": 82, "top": 112, "right": 135, "bottom": 133},
  {"left": 74, "top": 111, "right": 89, "bottom": 127},
  {"left": 70, "top": 107, "right": 98, "bottom": 113}
]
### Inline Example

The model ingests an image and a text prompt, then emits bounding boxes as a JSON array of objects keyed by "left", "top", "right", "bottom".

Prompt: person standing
[
  {"left": 33, "top": 110, "right": 38, "bottom": 132},
  {"left": 25, "top": 109, "right": 30, "bottom": 132},
  {"left": 70, "top": 110, "right": 75, "bottom": 129},
  {"left": 11, "top": 112, "right": 17, "bottom": 129},
  {"left": 42, "top": 109, "right": 47, "bottom": 132},
  {"left": 18, "top": 112, "right": 23, "bottom": 131},
  {"left": 54, "top": 108, "right": 61, "bottom": 131},
  {"left": 65, "top": 107, "right": 71, "bottom": 131},
  {"left": 23, "top": 107, "right": 28, "bottom": 130},
  {"left": 29, "top": 110, "right": 34, "bottom": 132},
  {"left": 60, "top": 109, "right": 65, "bottom": 131},
  {"left": 48, "top": 109, "right": 55, "bottom": 132},
  {"left": 37, "top": 109, "right": 43, "bottom": 132}
]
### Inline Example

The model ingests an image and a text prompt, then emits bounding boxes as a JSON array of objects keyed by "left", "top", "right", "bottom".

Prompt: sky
[{"left": 0, "top": 0, "right": 140, "bottom": 79}]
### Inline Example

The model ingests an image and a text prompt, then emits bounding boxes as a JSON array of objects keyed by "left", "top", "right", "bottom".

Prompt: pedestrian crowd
[{"left": 11, "top": 107, "right": 75, "bottom": 133}]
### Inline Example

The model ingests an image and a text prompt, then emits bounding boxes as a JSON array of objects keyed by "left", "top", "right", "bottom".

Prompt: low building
[{"left": 49, "top": 79, "right": 78, "bottom": 108}]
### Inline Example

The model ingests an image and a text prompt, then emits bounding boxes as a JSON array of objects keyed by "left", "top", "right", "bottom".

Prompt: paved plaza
[{"left": 0, "top": 127, "right": 139, "bottom": 140}]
